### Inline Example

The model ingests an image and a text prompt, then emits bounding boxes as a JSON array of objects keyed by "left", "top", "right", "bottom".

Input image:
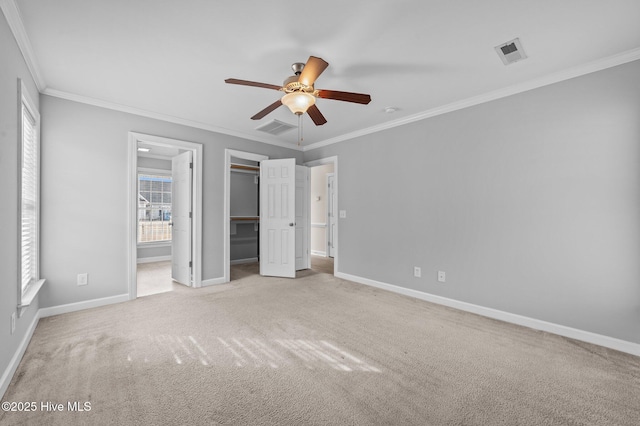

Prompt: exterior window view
[{"left": 138, "top": 174, "right": 172, "bottom": 243}]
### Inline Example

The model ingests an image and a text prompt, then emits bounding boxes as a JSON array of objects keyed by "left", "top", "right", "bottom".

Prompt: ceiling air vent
[
  {"left": 255, "top": 119, "right": 296, "bottom": 135},
  {"left": 495, "top": 38, "right": 527, "bottom": 65}
]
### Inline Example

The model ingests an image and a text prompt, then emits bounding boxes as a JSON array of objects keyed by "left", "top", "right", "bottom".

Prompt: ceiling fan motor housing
[{"left": 283, "top": 75, "right": 316, "bottom": 94}]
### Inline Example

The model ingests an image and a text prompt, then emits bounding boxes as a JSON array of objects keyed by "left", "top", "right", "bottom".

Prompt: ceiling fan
[{"left": 225, "top": 56, "right": 371, "bottom": 126}]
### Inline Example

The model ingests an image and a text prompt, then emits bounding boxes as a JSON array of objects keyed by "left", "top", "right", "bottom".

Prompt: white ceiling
[{"left": 8, "top": 0, "right": 640, "bottom": 149}]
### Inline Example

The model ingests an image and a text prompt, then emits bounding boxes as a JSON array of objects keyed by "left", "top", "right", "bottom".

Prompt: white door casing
[
  {"left": 327, "top": 173, "right": 336, "bottom": 258},
  {"left": 260, "top": 158, "right": 296, "bottom": 278},
  {"left": 295, "top": 165, "right": 310, "bottom": 271},
  {"left": 172, "top": 151, "right": 192, "bottom": 285}
]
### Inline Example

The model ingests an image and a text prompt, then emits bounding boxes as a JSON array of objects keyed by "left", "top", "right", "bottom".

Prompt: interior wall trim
[
  {"left": 0, "top": 308, "right": 40, "bottom": 399},
  {"left": 335, "top": 272, "right": 640, "bottom": 357},
  {"left": 4, "top": 0, "right": 640, "bottom": 153},
  {"left": 39, "top": 294, "right": 130, "bottom": 318},
  {"left": 201, "top": 277, "right": 226, "bottom": 287},
  {"left": 42, "top": 88, "right": 302, "bottom": 151},
  {"left": 136, "top": 255, "right": 171, "bottom": 264},
  {"left": 0, "top": 0, "right": 46, "bottom": 90},
  {"left": 303, "top": 47, "right": 640, "bottom": 152}
]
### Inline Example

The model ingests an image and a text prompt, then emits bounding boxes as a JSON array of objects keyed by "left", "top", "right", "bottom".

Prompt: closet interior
[{"left": 230, "top": 157, "right": 260, "bottom": 264}]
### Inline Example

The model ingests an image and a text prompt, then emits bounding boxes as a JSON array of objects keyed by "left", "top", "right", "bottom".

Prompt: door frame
[
  {"left": 127, "top": 132, "right": 203, "bottom": 300},
  {"left": 224, "top": 149, "right": 268, "bottom": 283},
  {"left": 326, "top": 172, "right": 335, "bottom": 258},
  {"left": 304, "top": 156, "right": 338, "bottom": 275}
]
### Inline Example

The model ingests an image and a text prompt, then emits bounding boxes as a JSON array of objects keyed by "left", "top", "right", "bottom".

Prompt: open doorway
[
  {"left": 224, "top": 149, "right": 269, "bottom": 283},
  {"left": 305, "top": 156, "right": 338, "bottom": 276},
  {"left": 128, "top": 132, "right": 203, "bottom": 300}
]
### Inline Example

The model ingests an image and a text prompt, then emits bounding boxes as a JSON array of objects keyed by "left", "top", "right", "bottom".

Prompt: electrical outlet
[
  {"left": 77, "top": 273, "right": 88, "bottom": 286},
  {"left": 438, "top": 271, "right": 446, "bottom": 283},
  {"left": 339, "top": 210, "right": 347, "bottom": 219},
  {"left": 10, "top": 312, "right": 16, "bottom": 335},
  {"left": 413, "top": 267, "right": 421, "bottom": 278}
]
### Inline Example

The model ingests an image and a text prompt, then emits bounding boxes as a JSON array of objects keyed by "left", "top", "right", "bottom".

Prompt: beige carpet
[{"left": 2, "top": 260, "right": 639, "bottom": 425}]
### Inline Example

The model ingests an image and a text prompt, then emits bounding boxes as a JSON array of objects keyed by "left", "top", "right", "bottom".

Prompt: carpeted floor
[
  {"left": 1, "top": 258, "right": 639, "bottom": 425},
  {"left": 136, "top": 260, "right": 177, "bottom": 297}
]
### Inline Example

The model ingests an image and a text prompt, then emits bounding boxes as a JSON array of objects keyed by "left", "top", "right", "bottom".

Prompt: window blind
[{"left": 21, "top": 103, "right": 38, "bottom": 292}]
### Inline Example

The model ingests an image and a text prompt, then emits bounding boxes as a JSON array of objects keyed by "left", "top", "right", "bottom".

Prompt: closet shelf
[{"left": 230, "top": 216, "right": 260, "bottom": 221}]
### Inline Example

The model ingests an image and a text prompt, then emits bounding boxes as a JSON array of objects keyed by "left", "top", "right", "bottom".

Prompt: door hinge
[
  {"left": 189, "top": 212, "right": 192, "bottom": 218},
  {"left": 189, "top": 261, "right": 192, "bottom": 268},
  {"left": 189, "top": 162, "right": 193, "bottom": 169}
]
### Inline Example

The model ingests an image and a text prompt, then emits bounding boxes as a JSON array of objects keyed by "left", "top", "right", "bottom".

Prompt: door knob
[{"left": 289, "top": 222, "right": 295, "bottom": 226}]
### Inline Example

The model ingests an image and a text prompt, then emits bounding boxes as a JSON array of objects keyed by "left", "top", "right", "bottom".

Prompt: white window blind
[{"left": 20, "top": 91, "right": 39, "bottom": 293}]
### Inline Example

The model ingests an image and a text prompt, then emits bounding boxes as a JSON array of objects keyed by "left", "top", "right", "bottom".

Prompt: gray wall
[
  {"left": 304, "top": 60, "right": 640, "bottom": 344},
  {"left": 0, "top": 12, "right": 41, "bottom": 391},
  {"left": 39, "top": 95, "right": 302, "bottom": 308}
]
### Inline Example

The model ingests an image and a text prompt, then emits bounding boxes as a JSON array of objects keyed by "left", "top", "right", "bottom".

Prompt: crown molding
[
  {"left": 303, "top": 47, "right": 640, "bottom": 152},
  {"left": 0, "top": 0, "right": 46, "bottom": 91},
  {"left": 42, "top": 88, "right": 303, "bottom": 152},
  {"left": 4, "top": 0, "right": 638, "bottom": 154}
]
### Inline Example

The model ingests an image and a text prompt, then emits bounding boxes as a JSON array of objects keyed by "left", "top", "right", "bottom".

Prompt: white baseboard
[
  {"left": 1, "top": 309, "right": 41, "bottom": 399},
  {"left": 335, "top": 272, "right": 640, "bottom": 357},
  {"left": 2, "top": 293, "right": 130, "bottom": 398},
  {"left": 39, "top": 294, "right": 130, "bottom": 318},
  {"left": 201, "top": 277, "right": 227, "bottom": 287},
  {"left": 137, "top": 255, "right": 171, "bottom": 264},
  {"left": 310, "top": 250, "right": 327, "bottom": 257},
  {"left": 230, "top": 257, "right": 258, "bottom": 265}
]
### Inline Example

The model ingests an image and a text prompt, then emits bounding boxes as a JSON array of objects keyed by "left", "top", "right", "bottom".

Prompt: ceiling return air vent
[
  {"left": 255, "top": 119, "right": 297, "bottom": 135},
  {"left": 495, "top": 37, "right": 527, "bottom": 65}
]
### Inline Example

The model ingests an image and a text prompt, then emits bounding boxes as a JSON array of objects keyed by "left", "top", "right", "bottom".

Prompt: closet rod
[{"left": 230, "top": 163, "right": 260, "bottom": 172}]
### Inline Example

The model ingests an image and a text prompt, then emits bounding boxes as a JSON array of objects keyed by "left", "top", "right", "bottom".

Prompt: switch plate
[
  {"left": 438, "top": 271, "right": 446, "bottom": 282},
  {"left": 413, "top": 267, "right": 421, "bottom": 278},
  {"left": 339, "top": 210, "right": 347, "bottom": 218},
  {"left": 10, "top": 312, "right": 16, "bottom": 335},
  {"left": 77, "top": 273, "right": 88, "bottom": 286}
]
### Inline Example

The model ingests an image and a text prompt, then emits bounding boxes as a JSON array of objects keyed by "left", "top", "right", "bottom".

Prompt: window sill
[
  {"left": 19, "top": 278, "right": 46, "bottom": 316},
  {"left": 137, "top": 241, "right": 171, "bottom": 248}
]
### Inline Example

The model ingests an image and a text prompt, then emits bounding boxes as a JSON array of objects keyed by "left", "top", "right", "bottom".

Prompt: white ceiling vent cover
[
  {"left": 495, "top": 38, "right": 527, "bottom": 65},
  {"left": 255, "top": 119, "right": 297, "bottom": 135}
]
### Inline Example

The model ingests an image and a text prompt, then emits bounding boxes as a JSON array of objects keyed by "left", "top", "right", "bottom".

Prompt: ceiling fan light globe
[{"left": 281, "top": 92, "right": 316, "bottom": 115}]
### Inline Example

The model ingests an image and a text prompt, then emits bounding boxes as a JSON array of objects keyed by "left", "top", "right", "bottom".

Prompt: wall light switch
[
  {"left": 339, "top": 210, "right": 347, "bottom": 218},
  {"left": 414, "top": 267, "right": 421, "bottom": 278},
  {"left": 77, "top": 273, "right": 88, "bottom": 286}
]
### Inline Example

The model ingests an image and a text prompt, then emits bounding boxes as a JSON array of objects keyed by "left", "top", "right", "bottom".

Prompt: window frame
[
  {"left": 137, "top": 167, "right": 173, "bottom": 246},
  {"left": 17, "top": 79, "right": 45, "bottom": 313}
]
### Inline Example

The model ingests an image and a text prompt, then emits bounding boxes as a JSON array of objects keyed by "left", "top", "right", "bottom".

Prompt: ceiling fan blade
[
  {"left": 307, "top": 104, "right": 327, "bottom": 126},
  {"left": 251, "top": 100, "right": 283, "bottom": 120},
  {"left": 316, "top": 89, "right": 371, "bottom": 105},
  {"left": 298, "top": 56, "right": 329, "bottom": 87},
  {"left": 225, "top": 78, "right": 282, "bottom": 91}
]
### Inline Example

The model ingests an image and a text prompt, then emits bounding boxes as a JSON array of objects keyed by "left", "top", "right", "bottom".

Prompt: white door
[
  {"left": 260, "top": 158, "right": 296, "bottom": 278},
  {"left": 295, "top": 165, "right": 310, "bottom": 271},
  {"left": 172, "top": 151, "right": 192, "bottom": 285},
  {"left": 327, "top": 173, "right": 336, "bottom": 258}
]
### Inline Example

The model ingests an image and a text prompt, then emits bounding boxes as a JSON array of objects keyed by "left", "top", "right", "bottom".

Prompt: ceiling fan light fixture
[{"left": 281, "top": 92, "right": 316, "bottom": 115}]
